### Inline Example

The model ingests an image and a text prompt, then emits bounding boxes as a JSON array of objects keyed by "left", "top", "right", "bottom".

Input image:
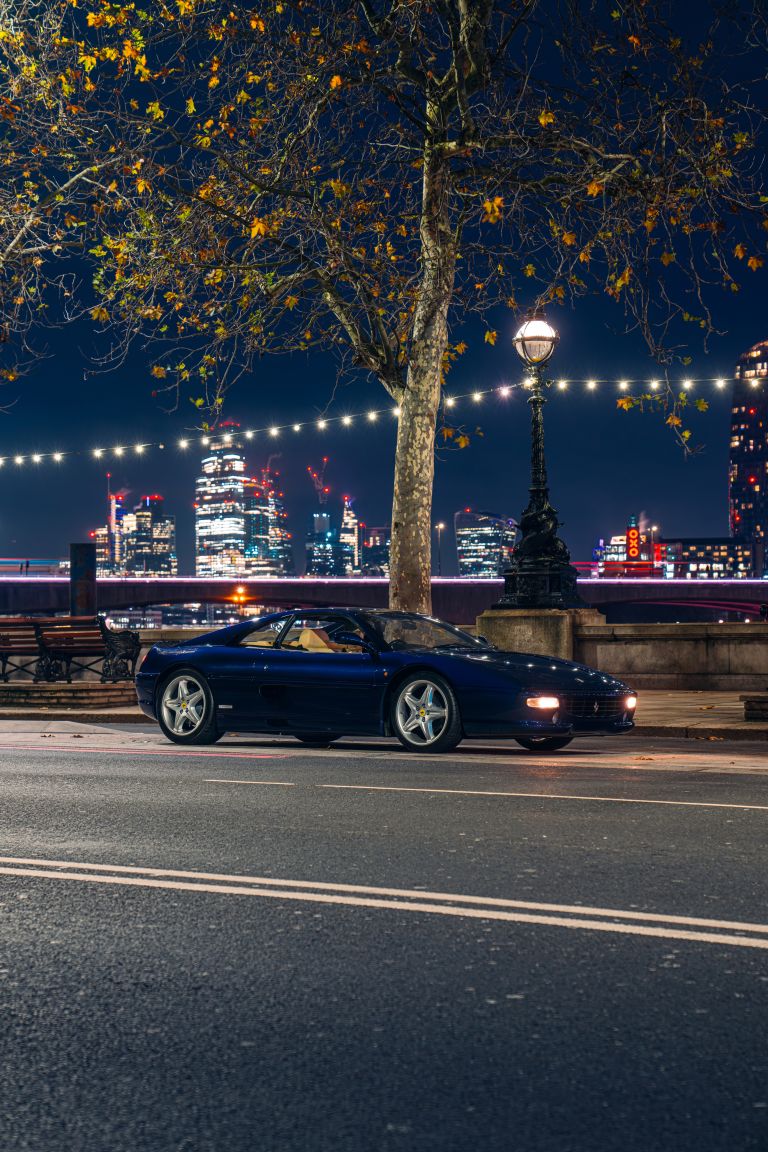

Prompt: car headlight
[
  {"left": 526, "top": 695, "right": 560, "bottom": 710},
  {"left": 624, "top": 695, "right": 638, "bottom": 710}
]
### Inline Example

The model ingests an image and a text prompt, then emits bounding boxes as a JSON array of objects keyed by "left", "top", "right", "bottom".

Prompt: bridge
[{"left": 0, "top": 576, "right": 766, "bottom": 622}]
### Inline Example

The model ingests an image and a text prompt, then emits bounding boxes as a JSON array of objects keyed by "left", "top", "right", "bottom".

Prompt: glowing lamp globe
[{"left": 512, "top": 313, "right": 559, "bottom": 366}]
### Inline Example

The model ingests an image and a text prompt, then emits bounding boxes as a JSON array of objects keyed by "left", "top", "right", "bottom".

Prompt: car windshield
[{"left": 363, "top": 612, "right": 488, "bottom": 651}]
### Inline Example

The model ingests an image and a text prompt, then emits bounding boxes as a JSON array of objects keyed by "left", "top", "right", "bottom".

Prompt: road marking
[
  {"left": 2, "top": 855, "right": 768, "bottom": 949},
  {"left": 203, "top": 778, "right": 296, "bottom": 787},
  {"left": 0, "top": 744, "right": 281, "bottom": 760},
  {"left": 318, "top": 783, "right": 768, "bottom": 812}
]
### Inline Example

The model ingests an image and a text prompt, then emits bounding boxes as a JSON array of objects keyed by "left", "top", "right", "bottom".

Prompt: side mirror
[
  {"left": 335, "top": 631, "right": 379, "bottom": 658},
  {"left": 476, "top": 635, "right": 491, "bottom": 646}
]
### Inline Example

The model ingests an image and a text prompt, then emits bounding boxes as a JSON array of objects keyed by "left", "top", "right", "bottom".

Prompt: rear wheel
[
  {"left": 157, "top": 669, "right": 221, "bottom": 745},
  {"left": 391, "top": 674, "right": 462, "bottom": 754},
  {"left": 295, "top": 733, "right": 342, "bottom": 746},
  {"left": 515, "top": 736, "right": 573, "bottom": 753}
]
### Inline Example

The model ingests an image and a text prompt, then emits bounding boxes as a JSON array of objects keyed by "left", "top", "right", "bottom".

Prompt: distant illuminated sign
[{"left": 626, "top": 526, "right": 641, "bottom": 561}]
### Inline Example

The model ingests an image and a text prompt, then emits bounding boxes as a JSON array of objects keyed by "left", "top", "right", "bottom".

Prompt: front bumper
[{"left": 459, "top": 687, "right": 636, "bottom": 738}]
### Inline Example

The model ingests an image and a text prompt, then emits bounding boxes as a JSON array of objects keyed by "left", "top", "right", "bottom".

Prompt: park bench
[
  {"left": 0, "top": 618, "right": 45, "bottom": 681},
  {"left": 34, "top": 616, "right": 141, "bottom": 683}
]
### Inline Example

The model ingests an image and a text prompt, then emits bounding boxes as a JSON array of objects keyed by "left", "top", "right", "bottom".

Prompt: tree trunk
[{"left": 388, "top": 131, "right": 455, "bottom": 614}]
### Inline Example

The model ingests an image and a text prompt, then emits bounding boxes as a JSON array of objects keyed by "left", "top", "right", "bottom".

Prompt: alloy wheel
[
  {"left": 395, "top": 679, "right": 448, "bottom": 746},
  {"left": 161, "top": 674, "right": 207, "bottom": 736}
]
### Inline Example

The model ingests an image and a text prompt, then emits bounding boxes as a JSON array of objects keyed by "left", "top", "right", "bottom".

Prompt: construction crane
[{"left": 307, "top": 457, "right": 330, "bottom": 505}]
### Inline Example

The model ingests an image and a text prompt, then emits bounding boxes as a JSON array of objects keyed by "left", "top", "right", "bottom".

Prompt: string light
[{"left": 0, "top": 377, "right": 757, "bottom": 470}]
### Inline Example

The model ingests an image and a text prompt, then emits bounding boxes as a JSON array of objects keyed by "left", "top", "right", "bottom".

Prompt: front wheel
[
  {"left": 391, "top": 674, "right": 462, "bottom": 754},
  {"left": 515, "top": 736, "right": 573, "bottom": 753},
  {"left": 157, "top": 669, "right": 221, "bottom": 745}
]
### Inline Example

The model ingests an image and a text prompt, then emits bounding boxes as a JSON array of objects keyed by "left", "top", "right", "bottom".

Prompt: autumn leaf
[
  {"left": 441, "top": 426, "right": 455, "bottom": 440},
  {"left": 90, "top": 305, "right": 110, "bottom": 324},
  {"left": 250, "top": 217, "right": 269, "bottom": 237},
  {"left": 561, "top": 231, "right": 577, "bottom": 246},
  {"left": 456, "top": 434, "right": 470, "bottom": 449},
  {"left": 538, "top": 109, "right": 555, "bottom": 127},
  {"left": 454, "top": 342, "right": 468, "bottom": 355},
  {"left": 330, "top": 75, "right": 343, "bottom": 89},
  {"left": 185, "top": 98, "right": 196, "bottom": 115},
  {"left": 627, "top": 34, "right": 642, "bottom": 50},
  {"left": 136, "top": 177, "right": 150, "bottom": 194},
  {"left": 484, "top": 330, "right": 497, "bottom": 346},
  {"left": 586, "top": 180, "right": 604, "bottom": 197},
  {"left": 747, "top": 256, "right": 764, "bottom": 271},
  {"left": 250, "top": 15, "right": 266, "bottom": 32},
  {"left": 666, "top": 414, "right": 682, "bottom": 427},
  {"left": 616, "top": 396, "right": 635, "bottom": 411},
  {"left": 481, "top": 195, "right": 504, "bottom": 224},
  {"left": 284, "top": 294, "right": 299, "bottom": 309},
  {"left": 614, "top": 267, "right": 631, "bottom": 290},
  {"left": 694, "top": 399, "right": 709, "bottom": 412},
  {"left": 734, "top": 243, "right": 747, "bottom": 259},
  {"left": 660, "top": 251, "right": 676, "bottom": 266},
  {"left": 150, "top": 365, "right": 167, "bottom": 378},
  {"left": 522, "top": 263, "right": 536, "bottom": 277}
]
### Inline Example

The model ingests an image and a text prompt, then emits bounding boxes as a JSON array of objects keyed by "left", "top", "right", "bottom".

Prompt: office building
[
  {"left": 92, "top": 492, "right": 177, "bottom": 576},
  {"left": 195, "top": 440, "right": 252, "bottom": 576},
  {"left": 729, "top": 339, "right": 768, "bottom": 576},
  {"left": 454, "top": 509, "right": 518, "bottom": 577},
  {"left": 339, "top": 496, "right": 362, "bottom": 575},
  {"left": 360, "top": 525, "right": 390, "bottom": 576}
]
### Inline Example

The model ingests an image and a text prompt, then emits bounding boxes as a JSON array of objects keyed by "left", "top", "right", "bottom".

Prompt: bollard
[{"left": 69, "top": 543, "right": 97, "bottom": 618}]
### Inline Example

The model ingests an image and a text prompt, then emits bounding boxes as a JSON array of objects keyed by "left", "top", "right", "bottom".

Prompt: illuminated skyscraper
[
  {"left": 454, "top": 509, "right": 518, "bottom": 577},
  {"left": 92, "top": 492, "right": 177, "bottom": 576},
  {"left": 339, "top": 496, "right": 361, "bottom": 575},
  {"left": 262, "top": 464, "right": 294, "bottom": 576},
  {"left": 306, "top": 512, "right": 345, "bottom": 576},
  {"left": 729, "top": 340, "right": 768, "bottom": 575},
  {"left": 195, "top": 441, "right": 251, "bottom": 576},
  {"left": 360, "top": 525, "right": 390, "bottom": 576}
]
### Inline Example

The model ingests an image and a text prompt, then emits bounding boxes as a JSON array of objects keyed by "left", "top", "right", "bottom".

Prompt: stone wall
[{"left": 574, "top": 623, "right": 768, "bottom": 691}]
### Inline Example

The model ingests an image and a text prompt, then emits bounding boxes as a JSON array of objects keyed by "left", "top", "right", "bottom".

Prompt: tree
[
  {"left": 8, "top": 1, "right": 768, "bottom": 608},
  {"left": 0, "top": 1, "right": 118, "bottom": 381}
]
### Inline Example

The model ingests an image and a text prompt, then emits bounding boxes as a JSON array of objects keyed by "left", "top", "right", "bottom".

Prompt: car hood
[{"left": 454, "top": 648, "right": 629, "bottom": 691}]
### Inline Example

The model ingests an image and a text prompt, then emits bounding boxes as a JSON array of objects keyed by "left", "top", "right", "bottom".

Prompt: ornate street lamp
[{"left": 494, "top": 309, "right": 581, "bottom": 609}]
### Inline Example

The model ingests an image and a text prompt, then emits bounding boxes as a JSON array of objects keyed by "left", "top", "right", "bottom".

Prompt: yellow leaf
[
  {"left": 90, "top": 305, "right": 109, "bottom": 323},
  {"left": 454, "top": 342, "right": 468, "bottom": 355},
  {"left": 660, "top": 251, "right": 676, "bottom": 266},
  {"left": 523, "top": 263, "right": 536, "bottom": 277},
  {"left": 250, "top": 217, "right": 268, "bottom": 237},
  {"left": 456, "top": 434, "right": 470, "bottom": 449},
  {"left": 330, "top": 74, "right": 343, "bottom": 89},
  {"left": 151, "top": 365, "right": 167, "bottom": 378},
  {"left": 627, "top": 34, "right": 642, "bottom": 49},
  {"left": 441, "top": 426, "right": 455, "bottom": 440},
  {"left": 561, "top": 231, "right": 577, "bottom": 246},
  {"left": 586, "top": 180, "right": 603, "bottom": 197},
  {"left": 734, "top": 243, "right": 747, "bottom": 259},
  {"left": 136, "top": 177, "right": 150, "bottom": 194},
  {"left": 538, "top": 109, "right": 555, "bottom": 127},
  {"left": 250, "top": 15, "right": 266, "bottom": 32},
  {"left": 285, "top": 295, "right": 299, "bottom": 310},
  {"left": 666, "top": 414, "right": 682, "bottom": 427},
  {"left": 185, "top": 97, "right": 196, "bottom": 114},
  {"left": 481, "top": 195, "right": 504, "bottom": 224},
  {"left": 484, "top": 330, "right": 497, "bottom": 346},
  {"left": 747, "top": 256, "right": 764, "bottom": 271},
  {"left": 614, "top": 267, "right": 631, "bottom": 290},
  {"left": 616, "top": 396, "right": 634, "bottom": 411}
]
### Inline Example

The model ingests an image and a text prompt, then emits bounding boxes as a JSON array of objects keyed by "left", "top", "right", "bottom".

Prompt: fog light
[
  {"left": 526, "top": 696, "right": 560, "bottom": 710},
  {"left": 624, "top": 695, "right": 638, "bottom": 710}
]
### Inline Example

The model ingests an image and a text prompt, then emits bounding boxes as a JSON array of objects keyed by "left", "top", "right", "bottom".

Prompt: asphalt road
[{"left": 2, "top": 729, "right": 768, "bottom": 1152}]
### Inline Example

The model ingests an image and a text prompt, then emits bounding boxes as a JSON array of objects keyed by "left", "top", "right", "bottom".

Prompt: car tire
[
  {"left": 295, "top": 733, "right": 342, "bottom": 746},
  {"left": 391, "top": 673, "right": 462, "bottom": 754},
  {"left": 157, "top": 668, "right": 221, "bottom": 745},
  {"left": 515, "top": 736, "right": 573, "bottom": 752}
]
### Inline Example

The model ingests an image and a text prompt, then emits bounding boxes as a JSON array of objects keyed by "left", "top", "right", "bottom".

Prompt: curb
[{"left": 633, "top": 723, "right": 768, "bottom": 742}]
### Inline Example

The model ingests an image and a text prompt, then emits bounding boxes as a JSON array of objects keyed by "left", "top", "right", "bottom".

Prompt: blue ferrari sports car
[{"left": 136, "top": 608, "right": 637, "bottom": 753}]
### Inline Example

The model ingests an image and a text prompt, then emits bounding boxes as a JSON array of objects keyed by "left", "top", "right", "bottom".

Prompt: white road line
[
  {"left": 203, "top": 778, "right": 296, "bottom": 787},
  {"left": 2, "top": 855, "right": 768, "bottom": 934},
  {"left": 319, "top": 783, "right": 768, "bottom": 812},
  {"left": 1, "top": 864, "right": 767, "bottom": 950}
]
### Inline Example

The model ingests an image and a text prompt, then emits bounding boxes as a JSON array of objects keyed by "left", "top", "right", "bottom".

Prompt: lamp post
[
  {"left": 493, "top": 309, "right": 581, "bottom": 609},
  {"left": 434, "top": 522, "right": 445, "bottom": 577}
]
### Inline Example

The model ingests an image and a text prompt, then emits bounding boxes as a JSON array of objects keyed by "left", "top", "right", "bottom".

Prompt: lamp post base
[
  {"left": 477, "top": 606, "right": 605, "bottom": 661},
  {"left": 492, "top": 557, "right": 582, "bottom": 611}
]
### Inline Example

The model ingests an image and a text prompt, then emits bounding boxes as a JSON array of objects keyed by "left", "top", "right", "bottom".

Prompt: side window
[
  {"left": 280, "top": 615, "right": 363, "bottom": 653},
  {"left": 239, "top": 619, "right": 288, "bottom": 648}
]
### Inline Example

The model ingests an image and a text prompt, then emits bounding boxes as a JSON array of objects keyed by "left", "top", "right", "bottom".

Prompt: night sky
[{"left": 0, "top": 287, "right": 763, "bottom": 576}]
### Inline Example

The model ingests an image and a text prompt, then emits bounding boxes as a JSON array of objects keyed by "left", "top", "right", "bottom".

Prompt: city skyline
[{"left": 1, "top": 320, "right": 766, "bottom": 574}]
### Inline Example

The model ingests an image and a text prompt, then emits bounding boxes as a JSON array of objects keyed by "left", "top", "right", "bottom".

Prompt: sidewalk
[{"left": 0, "top": 691, "right": 764, "bottom": 741}]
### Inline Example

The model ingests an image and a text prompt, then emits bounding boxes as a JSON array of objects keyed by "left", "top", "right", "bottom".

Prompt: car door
[
  {"left": 209, "top": 616, "right": 290, "bottom": 729},
  {"left": 257, "top": 613, "right": 385, "bottom": 734}
]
